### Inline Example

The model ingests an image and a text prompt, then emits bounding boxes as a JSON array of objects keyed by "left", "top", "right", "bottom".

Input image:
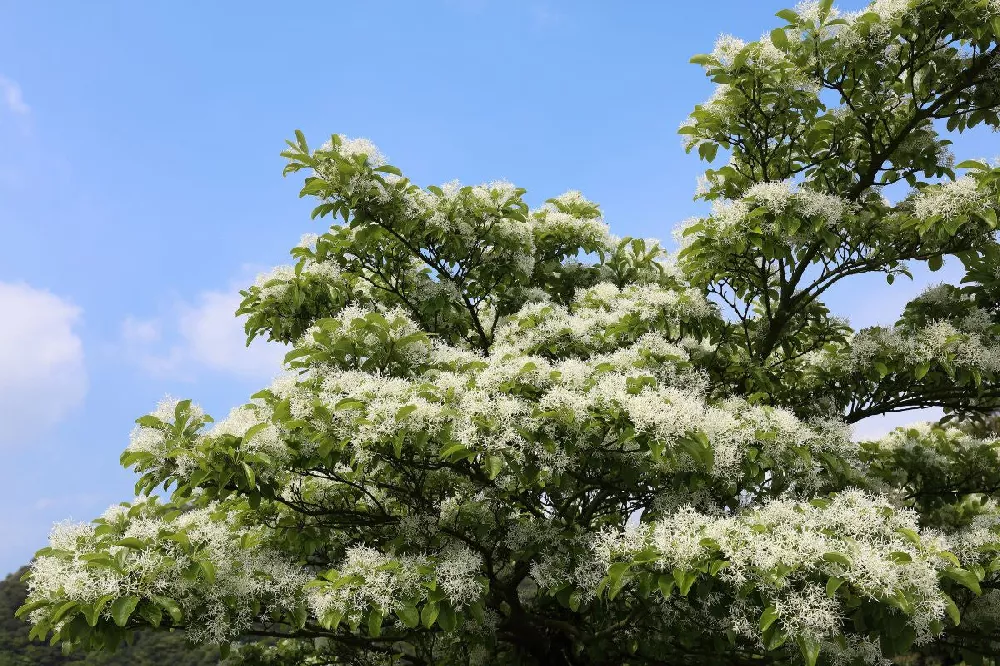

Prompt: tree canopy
[
  {"left": 17, "top": 1, "right": 1000, "bottom": 664},
  {"left": 0, "top": 567, "right": 222, "bottom": 666}
]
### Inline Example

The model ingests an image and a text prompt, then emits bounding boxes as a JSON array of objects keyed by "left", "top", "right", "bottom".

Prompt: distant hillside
[{"left": 0, "top": 567, "right": 222, "bottom": 666}]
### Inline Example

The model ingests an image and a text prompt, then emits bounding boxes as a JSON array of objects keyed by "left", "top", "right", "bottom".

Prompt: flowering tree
[{"left": 17, "top": 1, "right": 1000, "bottom": 664}]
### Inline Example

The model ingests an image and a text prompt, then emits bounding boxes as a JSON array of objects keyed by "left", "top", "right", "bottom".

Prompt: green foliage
[
  {"left": 15, "top": 2, "right": 1000, "bottom": 665},
  {"left": 0, "top": 568, "right": 222, "bottom": 666}
]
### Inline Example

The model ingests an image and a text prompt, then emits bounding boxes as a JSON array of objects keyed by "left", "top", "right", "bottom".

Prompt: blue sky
[{"left": 0, "top": 0, "right": 992, "bottom": 576}]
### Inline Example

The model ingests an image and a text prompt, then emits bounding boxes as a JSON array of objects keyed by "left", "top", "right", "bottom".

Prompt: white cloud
[
  {"left": 0, "top": 282, "right": 86, "bottom": 448},
  {"left": 122, "top": 315, "right": 161, "bottom": 344},
  {"left": 178, "top": 289, "right": 287, "bottom": 376},
  {"left": 0, "top": 75, "right": 29, "bottom": 116},
  {"left": 122, "top": 275, "right": 288, "bottom": 382}
]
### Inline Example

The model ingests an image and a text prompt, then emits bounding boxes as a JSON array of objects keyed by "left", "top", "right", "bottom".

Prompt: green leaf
[
  {"left": 137, "top": 600, "right": 163, "bottom": 628},
  {"left": 320, "top": 609, "right": 343, "bottom": 630},
  {"left": 657, "top": 574, "right": 676, "bottom": 598},
  {"left": 51, "top": 601, "right": 79, "bottom": 623},
  {"left": 679, "top": 434, "right": 714, "bottom": 471},
  {"left": 292, "top": 603, "right": 308, "bottom": 630},
  {"left": 826, "top": 576, "right": 844, "bottom": 597},
  {"left": 928, "top": 255, "right": 943, "bottom": 271},
  {"left": 200, "top": 560, "right": 217, "bottom": 584},
  {"left": 27, "top": 621, "right": 48, "bottom": 643},
  {"left": 797, "top": 635, "right": 821, "bottom": 666},
  {"left": 174, "top": 399, "right": 192, "bottom": 423},
  {"left": 395, "top": 404, "right": 418, "bottom": 421},
  {"left": 135, "top": 415, "right": 164, "bottom": 429},
  {"left": 710, "top": 559, "right": 731, "bottom": 576},
  {"left": 955, "top": 159, "right": 988, "bottom": 170},
  {"left": 14, "top": 598, "right": 49, "bottom": 619},
  {"left": 421, "top": 601, "right": 440, "bottom": 629},
  {"left": 762, "top": 623, "right": 787, "bottom": 651},
  {"left": 83, "top": 594, "right": 115, "bottom": 627},
  {"left": 440, "top": 443, "right": 471, "bottom": 460},
  {"left": 484, "top": 454, "right": 503, "bottom": 480},
  {"left": 944, "top": 567, "right": 982, "bottom": 595},
  {"left": 368, "top": 608, "right": 384, "bottom": 637},
  {"left": 775, "top": 8, "right": 800, "bottom": 23},
  {"left": 759, "top": 605, "right": 779, "bottom": 631},
  {"left": 944, "top": 594, "right": 961, "bottom": 626},
  {"left": 397, "top": 603, "right": 420, "bottom": 628},
  {"left": 608, "top": 570, "right": 631, "bottom": 600},
  {"left": 822, "top": 552, "right": 851, "bottom": 567},
  {"left": 673, "top": 569, "right": 697, "bottom": 597},
  {"left": 151, "top": 595, "right": 183, "bottom": 623},
  {"left": 914, "top": 362, "right": 930, "bottom": 380},
  {"left": 110, "top": 596, "right": 140, "bottom": 627},
  {"left": 334, "top": 398, "right": 365, "bottom": 411},
  {"left": 437, "top": 602, "right": 458, "bottom": 632},
  {"left": 770, "top": 28, "right": 789, "bottom": 50}
]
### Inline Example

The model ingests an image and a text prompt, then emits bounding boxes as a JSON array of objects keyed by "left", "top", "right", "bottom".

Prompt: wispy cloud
[
  {"left": 0, "top": 282, "right": 86, "bottom": 448},
  {"left": 0, "top": 75, "right": 30, "bottom": 116},
  {"left": 122, "top": 316, "right": 161, "bottom": 345},
  {"left": 121, "top": 270, "right": 288, "bottom": 382}
]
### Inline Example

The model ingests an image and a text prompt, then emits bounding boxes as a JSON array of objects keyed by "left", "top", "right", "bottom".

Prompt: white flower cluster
[
  {"left": 849, "top": 319, "right": 1000, "bottom": 376},
  {"left": 835, "top": 0, "right": 914, "bottom": 51},
  {"left": 493, "top": 282, "right": 715, "bottom": 356},
  {"left": 310, "top": 135, "right": 406, "bottom": 207},
  {"left": 941, "top": 504, "right": 1000, "bottom": 564},
  {"left": 531, "top": 199, "right": 612, "bottom": 253},
  {"left": 709, "top": 33, "right": 788, "bottom": 73},
  {"left": 745, "top": 181, "right": 852, "bottom": 224},
  {"left": 793, "top": 0, "right": 843, "bottom": 25},
  {"left": 403, "top": 178, "right": 538, "bottom": 278},
  {"left": 124, "top": 395, "right": 208, "bottom": 476},
  {"left": 306, "top": 546, "right": 425, "bottom": 624},
  {"left": 27, "top": 498, "right": 309, "bottom": 645},
  {"left": 319, "top": 135, "right": 388, "bottom": 168},
  {"left": 305, "top": 545, "right": 484, "bottom": 625},
  {"left": 296, "top": 305, "right": 434, "bottom": 373},
  {"left": 251, "top": 259, "right": 344, "bottom": 302},
  {"left": 227, "top": 299, "right": 852, "bottom": 491},
  {"left": 208, "top": 400, "right": 284, "bottom": 458},
  {"left": 912, "top": 176, "right": 989, "bottom": 221},
  {"left": 580, "top": 491, "right": 949, "bottom": 646},
  {"left": 674, "top": 181, "right": 854, "bottom": 250}
]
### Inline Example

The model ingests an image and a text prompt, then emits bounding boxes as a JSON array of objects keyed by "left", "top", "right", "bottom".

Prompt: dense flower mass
[
  {"left": 18, "top": 1, "right": 1000, "bottom": 664},
  {"left": 25, "top": 497, "right": 309, "bottom": 645}
]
